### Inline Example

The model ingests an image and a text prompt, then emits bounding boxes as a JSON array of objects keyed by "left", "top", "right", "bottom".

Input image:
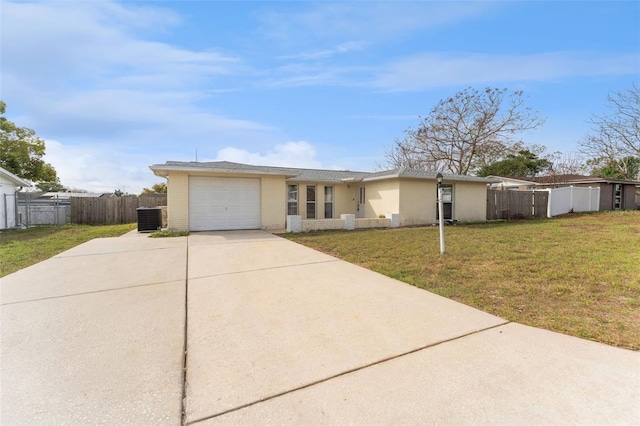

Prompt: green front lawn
[
  {"left": 0, "top": 224, "right": 136, "bottom": 277},
  {"left": 285, "top": 211, "right": 640, "bottom": 350}
]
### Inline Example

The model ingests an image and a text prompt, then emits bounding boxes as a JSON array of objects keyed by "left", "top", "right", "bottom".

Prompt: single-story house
[
  {"left": 149, "top": 161, "right": 495, "bottom": 232},
  {"left": 0, "top": 166, "right": 31, "bottom": 229},
  {"left": 488, "top": 174, "right": 639, "bottom": 211}
]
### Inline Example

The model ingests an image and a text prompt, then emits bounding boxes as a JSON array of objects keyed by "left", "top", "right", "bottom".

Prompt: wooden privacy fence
[
  {"left": 70, "top": 194, "right": 167, "bottom": 224},
  {"left": 487, "top": 189, "right": 548, "bottom": 220}
]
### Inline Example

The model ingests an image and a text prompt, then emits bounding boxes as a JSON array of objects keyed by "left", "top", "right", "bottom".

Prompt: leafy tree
[
  {"left": 477, "top": 149, "right": 552, "bottom": 177},
  {"left": 114, "top": 189, "right": 125, "bottom": 197},
  {"left": 142, "top": 182, "right": 167, "bottom": 194},
  {"left": 579, "top": 83, "right": 640, "bottom": 180},
  {"left": 385, "top": 87, "right": 545, "bottom": 175},
  {"left": 586, "top": 156, "right": 640, "bottom": 180},
  {"left": 37, "top": 180, "right": 66, "bottom": 192},
  {"left": 0, "top": 100, "right": 61, "bottom": 188}
]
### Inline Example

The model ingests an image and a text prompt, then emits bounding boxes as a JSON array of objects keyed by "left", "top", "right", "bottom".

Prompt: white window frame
[
  {"left": 287, "top": 184, "right": 298, "bottom": 215},
  {"left": 306, "top": 185, "right": 316, "bottom": 219},
  {"left": 324, "top": 186, "right": 334, "bottom": 219}
]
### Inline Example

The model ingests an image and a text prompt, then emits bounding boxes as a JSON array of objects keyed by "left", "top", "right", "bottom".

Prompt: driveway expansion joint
[
  {"left": 53, "top": 245, "right": 186, "bottom": 259},
  {"left": 185, "top": 320, "right": 511, "bottom": 425},
  {"left": 188, "top": 259, "right": 341, "bottom": 281},
  {"left": 180, "top": 238, "right": 190, "bottom": 426},
  {"left": 0, "top": 280, "right": 183, "bottom": 306}
]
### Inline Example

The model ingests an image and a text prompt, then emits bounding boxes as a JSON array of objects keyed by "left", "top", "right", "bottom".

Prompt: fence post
[
  {"left": 569, "top": 186, "right": 574, "bottom": 212},
  {"left": 26, "top": 193, "right": 30, "bottom": 227},
  {"left": 3, "top": 193, "right": 7, "bottom": 229},
  {"left": 547, "top": 189, "right": 552, "bottom": 218}
]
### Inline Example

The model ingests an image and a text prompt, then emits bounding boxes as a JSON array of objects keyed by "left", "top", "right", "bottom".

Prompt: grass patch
[
  {"left": 0, "top": 224, "right": 136, "bottom": 277},
  {"left": 285, "top": 211, "right": 640, "bottom": 350},
  {"left": 149, "top": 230, "right": 189, "bottom": 238}
]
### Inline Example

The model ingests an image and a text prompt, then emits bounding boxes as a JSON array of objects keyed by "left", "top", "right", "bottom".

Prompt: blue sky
[{"left": 2, "top": 1, "right": 638, "bottom": 193}]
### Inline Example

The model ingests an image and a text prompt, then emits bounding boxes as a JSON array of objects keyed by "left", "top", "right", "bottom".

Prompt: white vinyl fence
[{"left": 546, "top": 186, "right": 600, "bottom": 217}]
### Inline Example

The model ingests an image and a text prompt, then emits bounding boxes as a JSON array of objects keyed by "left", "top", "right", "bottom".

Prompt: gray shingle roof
[{"left": 150, "top": 161, "right": 497, "bottom": 183}]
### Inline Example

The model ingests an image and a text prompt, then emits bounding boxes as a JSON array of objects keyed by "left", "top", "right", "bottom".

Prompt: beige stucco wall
[
  {"left": 453, "top": 181, "right": 488, "bottom": 222},
  {"left": 364, "top": 179, "right": 400, "bottom": 219},
  {"left": 334, "top": 184, "right": 357, "bottom": 216},
  {"left": 167, "top": 172, "right": 189, "bottom": 231},
  {"left": 261, "top": 176, "right": 286, "bottom": 230},
  {"left": 397, "top": 178, "right": 488, "bottom": 226},
  {"left": 399, "top": 179, "right": 435, "bottom": 226}
]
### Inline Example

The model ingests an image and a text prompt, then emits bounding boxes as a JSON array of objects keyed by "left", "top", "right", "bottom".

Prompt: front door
[
  {"left": 357, "top": 186, "right": 366, "bottom": 218},
  {"left": 436, "top": 184, "right": 453, "bottom": 220}
]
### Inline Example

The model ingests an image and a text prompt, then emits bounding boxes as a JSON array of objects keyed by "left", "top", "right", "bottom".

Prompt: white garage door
[{"left": 189, "top": 176, "right": 260, "bottom": 231}]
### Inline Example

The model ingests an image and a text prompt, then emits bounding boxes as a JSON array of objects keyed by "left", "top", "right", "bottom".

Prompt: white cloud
[
  {"left": 278, "top": 41, "right": 368, "bottom": 60},
  {"left": 43, "top": 140, "right": 163, "bottom": 194},
  {"left": 1, "top": 1, "right": 262, "bottom": 142},
  {"left": 371, "top": 52, "right": 640, "bottom": 92},
  {"left": 214, "top": 141, "right": 322, "bottom": 169},
  {"left": 2, "top": 1, "right": 237, "bottom": 89},
  {"left": 260, "top": 2, "right": 495, "bottom": 44}
]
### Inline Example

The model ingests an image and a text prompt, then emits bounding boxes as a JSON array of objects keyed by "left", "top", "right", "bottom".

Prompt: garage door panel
[{"left": 189, "top": 177, "right": 260, "bottom": 231}]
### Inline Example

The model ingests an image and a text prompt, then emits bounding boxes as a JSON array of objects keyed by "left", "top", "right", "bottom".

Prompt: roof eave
[
  {"left": 0, "top": 168, "right": 32, "bottom": 187},
  {"left": 149, "top": 164, "right": 297, "bottom": 178}
]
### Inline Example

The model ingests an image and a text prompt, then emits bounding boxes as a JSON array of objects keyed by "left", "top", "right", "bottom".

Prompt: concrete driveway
[{"left": 1, "top": 230, "right": 639, "bottom": 425}]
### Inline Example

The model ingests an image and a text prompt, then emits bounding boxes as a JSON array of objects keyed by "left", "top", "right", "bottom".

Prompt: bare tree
[
  {"left": 546, "top": 151, "right": 587, "bottom": 177},
  {"left": 579, "top": 83, "right": 640, "bottom": 180},
  {"left": 385, "top": 87, "right": 545, "bottom": 175}
]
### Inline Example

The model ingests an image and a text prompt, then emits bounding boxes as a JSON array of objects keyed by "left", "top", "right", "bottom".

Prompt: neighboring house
[
  {"left": 0, "top": 166, "right": 31, "bottom": 229},
  {"left": 38, "top": 192, "right": 114, "bottom": 200},
  {"left": 149, "top": 161, "right": 495, "bottom": 232},
  {"left": 486, "top": 176, "right": 538, "bottom": 191},
  {"left": 489, "top": 174, "right": 639, "bottom": 211}
]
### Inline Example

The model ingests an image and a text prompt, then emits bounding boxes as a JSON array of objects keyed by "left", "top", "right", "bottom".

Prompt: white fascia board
[
  {"left": 149, "top": 165, "right": 297, "bottom": 178},
  {"left": 0, "top": 167, "right": 32, "bottom": 187}
]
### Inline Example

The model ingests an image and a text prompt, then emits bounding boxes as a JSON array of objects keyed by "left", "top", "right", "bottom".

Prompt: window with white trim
[
  {"left": 324, "top": 186, "right": 334, "bottom": 219},
  {"left": 287, "top": 184, "right": 298, "bottom": 215},
  {"left": 306, "top": 185, "right": 316, "bottom": 219}
]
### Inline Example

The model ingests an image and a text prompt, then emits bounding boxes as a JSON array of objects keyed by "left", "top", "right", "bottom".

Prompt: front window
[
  {"left": 287, "top": 185, "right": 298, "bottom": 215},
  {"left": 613, "top": 184, "right": 622, "bottom": 209},
  {"left": 324, "top": 186, "right": 334, "bottom": 219},
  {"left": 306, "top": 185, "right": 316, "bottom": 219}
]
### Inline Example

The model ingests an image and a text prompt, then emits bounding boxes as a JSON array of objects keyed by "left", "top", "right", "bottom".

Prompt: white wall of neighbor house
[
  {"left": 364, "top": 179, "right": 400, "bottom": 219},
  {"left": 398, "top": 179, "right": 435, "bottom": 226},
  {"left": 1, "top": 179, "right": 15, "bottom": 229},
  {"left": 453, "top": 181, "right": 488, "bottom": 222}
]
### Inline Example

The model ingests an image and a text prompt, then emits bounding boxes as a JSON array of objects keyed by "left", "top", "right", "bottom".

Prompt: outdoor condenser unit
[{"left": 137, "top": 207, "right": 162, "bottom": 232}]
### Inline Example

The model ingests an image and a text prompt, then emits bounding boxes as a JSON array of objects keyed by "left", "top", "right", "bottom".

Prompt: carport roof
[{"left": 150, "top": 161, "right": 498, "bottom": 184}]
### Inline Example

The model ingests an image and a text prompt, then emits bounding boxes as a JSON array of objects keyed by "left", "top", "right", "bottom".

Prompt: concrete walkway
[{"left": 1, "top": 230, "right": 639, "bottom": 425}]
